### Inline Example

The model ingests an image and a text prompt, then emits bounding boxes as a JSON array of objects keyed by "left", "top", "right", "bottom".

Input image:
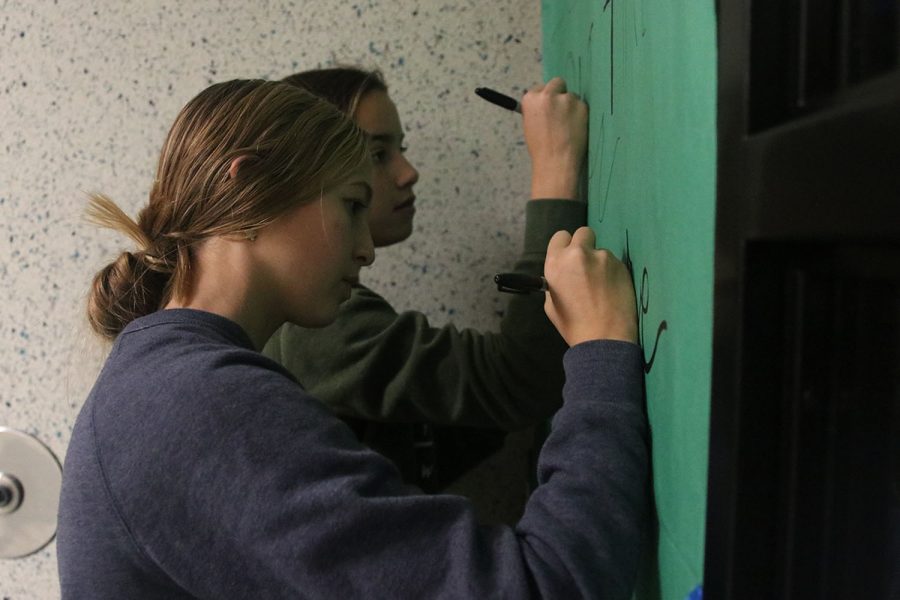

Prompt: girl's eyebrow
[{"left": 366, "top": 132, "right": 405, "bottom": 144}]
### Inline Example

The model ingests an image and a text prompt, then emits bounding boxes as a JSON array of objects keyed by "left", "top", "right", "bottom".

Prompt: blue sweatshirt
[{"left": 57, "top": 309, "right": 649, "bottom": 599}]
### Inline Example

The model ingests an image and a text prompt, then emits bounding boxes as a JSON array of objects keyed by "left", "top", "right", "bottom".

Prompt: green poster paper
[{"left": 542, "top": 2, "right": 717, "bottom": 598}]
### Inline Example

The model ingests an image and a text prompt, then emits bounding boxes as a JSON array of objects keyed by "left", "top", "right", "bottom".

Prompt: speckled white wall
[{"left": 0, "top": 1, "right": 541, "bottom": 596}]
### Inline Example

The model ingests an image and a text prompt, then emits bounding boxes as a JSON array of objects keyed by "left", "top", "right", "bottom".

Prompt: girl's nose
[
  {"left": 356, "top": 222, "right": 375, "bottom": 267},
  {"left": 396, "top": 154, "right": 419, "bottom": 188}
]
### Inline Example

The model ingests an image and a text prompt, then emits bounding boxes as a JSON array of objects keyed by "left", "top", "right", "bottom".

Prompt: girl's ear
[{"left": 228, "top": 155, "right": 251, "bottom": 179}]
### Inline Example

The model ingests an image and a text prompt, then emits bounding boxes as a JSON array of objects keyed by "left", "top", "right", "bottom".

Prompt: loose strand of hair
[{"left": 85, "top": 193, "right": 152, "bottom": 250}]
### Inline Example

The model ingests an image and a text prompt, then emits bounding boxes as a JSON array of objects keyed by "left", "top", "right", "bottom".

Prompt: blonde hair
[{"left": 86, "top": 79, "right": 368, "bottom": 340}]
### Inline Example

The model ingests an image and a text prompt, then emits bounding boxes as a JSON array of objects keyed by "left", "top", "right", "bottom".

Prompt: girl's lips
[{"left": 394, "top": 197, "right": 416, "bottom": 211}]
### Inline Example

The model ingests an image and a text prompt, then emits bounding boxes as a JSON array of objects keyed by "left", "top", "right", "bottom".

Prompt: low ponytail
[{"left": 85, "top": 194, "right": 173, "bottom": 340}]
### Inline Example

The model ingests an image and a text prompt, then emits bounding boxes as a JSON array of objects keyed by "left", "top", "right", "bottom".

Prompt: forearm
[
  {"left": 214, "top": 341, "right": 648, "bottom": 598},
  {"left": 518, "top": 340, "right": 650, "bottom": 598},
  {"left": 339, "top": 200, "right": 586, "bottom": 429}
]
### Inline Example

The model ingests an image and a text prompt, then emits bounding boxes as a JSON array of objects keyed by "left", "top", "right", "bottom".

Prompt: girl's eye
[
  {"left": 399, "top": 145, "right": 409, "bottom": 154},
  {"left": 371, "top": 149, "right": 387, "bottom": 164}
]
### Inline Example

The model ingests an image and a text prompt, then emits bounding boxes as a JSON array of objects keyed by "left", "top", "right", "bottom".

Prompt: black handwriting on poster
[
  {"left": 603, "top": 0, "right": 614, "bottom": 113},
  {"left": 623, "top": 230, "right": 667, "bottom": 373},
  {"left": 588, "top": 114, "right": 621, "bottom": 224}
]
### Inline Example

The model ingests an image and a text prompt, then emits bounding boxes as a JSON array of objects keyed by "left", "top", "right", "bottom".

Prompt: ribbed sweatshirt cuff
[{"left": 523, "top": 199, "right": 587, "bottom": 258}]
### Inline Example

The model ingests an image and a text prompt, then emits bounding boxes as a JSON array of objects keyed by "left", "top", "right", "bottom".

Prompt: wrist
[
  {"left": 530, "top": 170, "right": 579, "bottom": 200},
  {"left": 569, "top": 321, "right": 638, "bottom": 347}
]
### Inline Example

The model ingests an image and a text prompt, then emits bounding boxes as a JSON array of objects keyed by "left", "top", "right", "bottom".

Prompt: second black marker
[{"left": 494, "top": 273, "right": 547, "bottom": 294}]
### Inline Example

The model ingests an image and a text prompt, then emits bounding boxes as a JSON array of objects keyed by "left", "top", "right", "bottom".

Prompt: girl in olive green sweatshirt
[{"left": 264, "top": 68, "right": 587, "bottom": 499}]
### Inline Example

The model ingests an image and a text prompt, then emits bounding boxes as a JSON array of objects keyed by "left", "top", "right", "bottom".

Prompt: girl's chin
[{"left": 372, "top": 220, "right": 415, "bottom": 247}]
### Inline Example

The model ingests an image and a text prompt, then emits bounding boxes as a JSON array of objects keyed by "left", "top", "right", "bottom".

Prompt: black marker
[
  {"left": 475, "top": 87, "right": 522, "bottom": 113},
  {"left": 494, "top": 272, "right": 547, "bottom": 294}
]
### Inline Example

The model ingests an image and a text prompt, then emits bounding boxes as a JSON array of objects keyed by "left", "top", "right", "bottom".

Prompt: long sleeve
[
  {"left": 58, "top": 313, "right": 650, "bottom": 599},
  {"left": 263, "top": 199, "right": 586, "bottom": 431}
]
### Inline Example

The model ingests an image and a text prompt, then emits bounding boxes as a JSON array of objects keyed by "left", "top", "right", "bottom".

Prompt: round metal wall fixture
[{"left": 0, "top": 427, "right": 62, "bottom": 559}]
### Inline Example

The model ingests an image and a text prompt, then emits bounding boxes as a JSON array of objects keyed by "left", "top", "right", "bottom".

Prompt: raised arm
[
  {"left": 263, "top": 77, "right": 591, "bottom": 431},
  {"left": 129, "top": 228, "right": 647, "bottom": 598}
]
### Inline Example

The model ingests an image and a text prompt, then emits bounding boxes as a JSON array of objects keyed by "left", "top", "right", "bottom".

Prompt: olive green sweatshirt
[{"left": 263, "top": 199, "right": 586, "bottom": 489}]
